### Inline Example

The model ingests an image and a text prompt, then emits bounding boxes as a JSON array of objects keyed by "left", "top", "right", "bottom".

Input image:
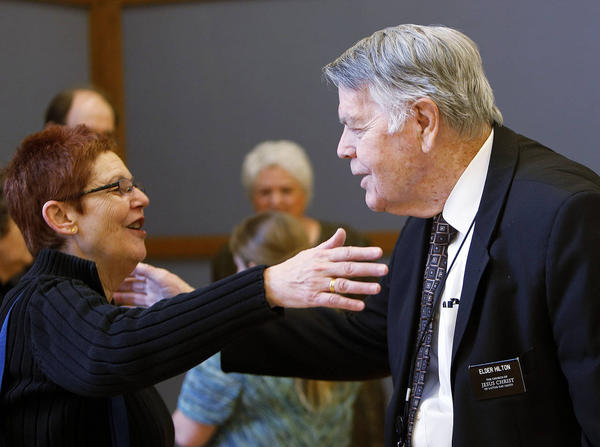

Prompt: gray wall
[
  {"left": 1, "top": 0, "right": 599, "bottom": 415},
  {"left": 2, "top": 0, "right": 599, "bottom": 253},
  {"left": 0, "top": 1, "right": 89, "bottom": 165},
  {"left": 122, "top": 0, "right": 600, "bottom": 242}
]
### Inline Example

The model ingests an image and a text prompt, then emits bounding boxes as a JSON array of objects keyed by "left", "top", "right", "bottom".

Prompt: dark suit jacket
[{"left": 222, "top": 126, "right": 600, "bottom": 446}]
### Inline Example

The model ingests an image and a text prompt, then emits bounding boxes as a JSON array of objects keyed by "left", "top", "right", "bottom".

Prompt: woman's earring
[{"left": 71, "top": 226, "right": 78, "bottom": 234}]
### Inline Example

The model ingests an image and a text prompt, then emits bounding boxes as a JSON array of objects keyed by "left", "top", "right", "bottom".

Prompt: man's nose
[{"left": 337, "top": 127, "right": 355, "bottom": 159}]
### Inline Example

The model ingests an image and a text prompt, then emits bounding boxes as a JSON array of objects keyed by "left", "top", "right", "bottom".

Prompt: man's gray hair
[
  {"left": 241, "top": 140, "right": 314, "bottom": 204},
  {"left": 323, "top": 24, "right": 503, "bottom": 139}
]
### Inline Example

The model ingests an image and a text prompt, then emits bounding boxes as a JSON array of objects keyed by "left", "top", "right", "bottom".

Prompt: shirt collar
[{"left": 442, "top": 128, "right": 494, "bottom": 235}]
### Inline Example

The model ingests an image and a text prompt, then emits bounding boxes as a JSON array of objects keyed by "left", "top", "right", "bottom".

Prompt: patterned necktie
[{"left": 406, "top": 214, "right": 457, "bottom": 445}]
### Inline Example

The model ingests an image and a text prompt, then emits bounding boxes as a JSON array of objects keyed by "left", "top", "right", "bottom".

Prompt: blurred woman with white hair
[
  {"left": 211, "top": 140, "right": 384, "bottom": 447},
  {"left": 211, "top": 140, "right": 370, "bottom": 281}
]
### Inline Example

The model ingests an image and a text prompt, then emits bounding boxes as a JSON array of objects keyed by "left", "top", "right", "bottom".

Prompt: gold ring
[{"left": 329, "top": 278, "right": 336, "bottom": 293}]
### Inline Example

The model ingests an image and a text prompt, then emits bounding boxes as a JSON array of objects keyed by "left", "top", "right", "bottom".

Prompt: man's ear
[
  {"left": 42, "top": 200, "right": 78, "bottom": 236},
  {"left": 413, "top": 98, "right": 439, "bottom": 153}
]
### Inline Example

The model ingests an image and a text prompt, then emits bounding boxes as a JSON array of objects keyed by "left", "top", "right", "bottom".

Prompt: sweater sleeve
[
  {"left": 221, "top": 266, "right": 391, "bottom": 381},
  {"left": 28, "top": 266, "right": 278, "bottom": 397}
]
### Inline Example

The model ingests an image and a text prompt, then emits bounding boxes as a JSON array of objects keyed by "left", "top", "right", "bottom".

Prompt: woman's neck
[
  {"left": 96, "top": 267, "right": 126, "bottom": 302},
  {"left": 60, "top": 242, "right": 132, "bottom": 302}
]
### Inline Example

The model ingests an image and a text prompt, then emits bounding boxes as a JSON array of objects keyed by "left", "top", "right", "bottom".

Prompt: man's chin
[{"left": 365, "top": 195, "right": 385, "bottom": 212}]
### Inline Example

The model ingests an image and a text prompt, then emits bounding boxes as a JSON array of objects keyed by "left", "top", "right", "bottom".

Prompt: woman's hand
[
  {"left": 263, "top": 228, "right": 388, "bottom": 311},
  {"left": 113, "top": 263, "right": 194, "bottom": 307}
]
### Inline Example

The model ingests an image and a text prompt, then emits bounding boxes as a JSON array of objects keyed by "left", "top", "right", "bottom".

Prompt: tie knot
[{"left": 431, "top": 214, "right": 457, "bottom": 246}]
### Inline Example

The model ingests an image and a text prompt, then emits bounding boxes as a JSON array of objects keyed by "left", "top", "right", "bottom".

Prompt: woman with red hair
[{"left": 0, "top": 125, "right": 386, "bottom": 447}]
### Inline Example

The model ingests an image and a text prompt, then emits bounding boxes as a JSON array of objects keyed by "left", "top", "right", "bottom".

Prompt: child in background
[{"left": 173, "top": 211, "right": 361, "bottom": 447}]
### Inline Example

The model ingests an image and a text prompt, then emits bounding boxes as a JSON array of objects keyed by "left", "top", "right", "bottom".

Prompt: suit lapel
[
  {"left": 388, "top": 216, "right": 431, "bottom": 439},
  {"left": 390, "top": 216, "right": 431, "bottom": 378},
  {"left": 451, "top": 126, "right": 520, "bottom": 363}
]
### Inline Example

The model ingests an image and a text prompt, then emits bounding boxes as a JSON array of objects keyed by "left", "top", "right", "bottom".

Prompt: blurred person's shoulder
[{"left": 318, "top": 220, "right": 370, "bottom": 247}]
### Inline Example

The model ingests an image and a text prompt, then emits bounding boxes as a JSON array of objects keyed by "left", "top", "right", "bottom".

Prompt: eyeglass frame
[
  {"left": 57, "top": 178, "right": 144, "bottom": 202},
  {"left": 81, "top": 178, "right": 144, "bottom": 197}
]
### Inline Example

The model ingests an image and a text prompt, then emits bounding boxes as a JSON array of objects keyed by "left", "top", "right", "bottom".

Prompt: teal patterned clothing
[{"left": 177, "top": 352, "right": 360, "bottom": 446}]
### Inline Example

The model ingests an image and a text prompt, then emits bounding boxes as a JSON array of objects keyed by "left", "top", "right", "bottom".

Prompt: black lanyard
[{"left": 397, "top": 216, "right": 476, "bottom": 447}]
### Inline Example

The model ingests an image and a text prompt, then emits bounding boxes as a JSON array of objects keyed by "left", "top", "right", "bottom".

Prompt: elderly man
[
  {"left": 44, "top": 87, "right": 116, "bottom": 134},
  {"left": 221, "top": 25, "right": 600, "bottom": 446}
]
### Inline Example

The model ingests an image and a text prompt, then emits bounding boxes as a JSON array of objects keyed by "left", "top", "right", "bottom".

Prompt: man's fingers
[
  {"left": 327, "top": 246, "right": 384, "bottom": 262},
  {"left": 116, "top": 277, "right": 147, "bottom": 293},
  {"left": 330, "top": 277, "right": 382, "bottom": 296},
  {"left": 130, "top": 262, "right": 154, "bottom": 277},
  {"left": 327, "top": 261, "right": 388, "bottom": 279},
  {"left": 112, "top": 292, "right": 141, "bottom": 306},
  {"left": 313, "top": 293, "right": 366, "bottom": 311},
  {"left": 317, "top": 228, "right": 347, "bottom": 250}
]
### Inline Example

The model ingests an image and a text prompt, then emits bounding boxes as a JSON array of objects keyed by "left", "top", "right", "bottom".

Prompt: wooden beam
[
  {"left": 88, "top": 0, "right": 127, "bottom": 160},
  {"left": 22, "top": 0, "right": 91, "bottom": 6},
  {"left": 145, "top": 230, "right": 400, "bottom": 260},
  {"left": 145, "top": 234, "right": 231, "bottom": 259},
  {"left": 122, "top": 0, "right": 242, "bottom": 5},
  {"left": 367, "top": 230, "right": 400, "bottom": 255}
]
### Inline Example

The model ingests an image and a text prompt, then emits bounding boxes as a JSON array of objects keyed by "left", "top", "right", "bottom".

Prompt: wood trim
[
  {"left": 25, "top": 0, "right": 243, "bottom": 6},
  {"left": 22, "top": 0, "right": 91, "bottom": 6},
  {"left": 145, "top": 234, "right": 231, "bottom": 259},
  {"left": 367, "top": 230, "right": 400, "bottom": 254},
  {"left": 88, "top": 0, "right": 127, "bottom": 160},
  {"left": 145, "top": 230, "right": 400, "bottom": 259},
  {"left": 121, "top": 0, "right": 242, "bottom": 5}
]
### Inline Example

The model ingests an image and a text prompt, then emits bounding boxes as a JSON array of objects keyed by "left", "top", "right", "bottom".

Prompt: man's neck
[{"left": 424, "top": 125, "right": 492, "bottom": 217}]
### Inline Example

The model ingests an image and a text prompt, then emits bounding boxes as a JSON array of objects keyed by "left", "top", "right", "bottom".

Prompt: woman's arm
[
  {"left": 115, "top": 228, "right": 388, "bottom": 311},
  {"left": 172, "top": 410, "right": 217, "bottom": 447}
]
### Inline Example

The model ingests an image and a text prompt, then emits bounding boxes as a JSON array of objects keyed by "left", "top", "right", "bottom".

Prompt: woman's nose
[
  {"left": 269, "top": 191, "right": 284, "bottom": 209},
  {"left": 132, "top": 185, "right": 150, "bottom": 208}
]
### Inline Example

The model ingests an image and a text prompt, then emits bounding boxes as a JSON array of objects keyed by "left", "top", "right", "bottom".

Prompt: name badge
[{"left": 468, "top": 357, "right": 526, "bottom": 400}]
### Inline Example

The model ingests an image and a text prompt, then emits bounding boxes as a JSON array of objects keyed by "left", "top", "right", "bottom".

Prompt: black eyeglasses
[
  {"left": 81, "top": 178, "right": 144, "bottom": 197},
  {"left": 56, "top": 178, "right": 145, "bottom": 202}
]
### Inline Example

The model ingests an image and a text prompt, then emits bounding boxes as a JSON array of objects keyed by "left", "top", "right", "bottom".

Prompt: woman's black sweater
[{"left": 0, "top": 248, "right": 276, "bottom": 446}]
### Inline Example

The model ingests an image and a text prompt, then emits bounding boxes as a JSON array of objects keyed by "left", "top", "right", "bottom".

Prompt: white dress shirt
[{"left": 412, "top": 129, "right": 494, "bottom": 447}]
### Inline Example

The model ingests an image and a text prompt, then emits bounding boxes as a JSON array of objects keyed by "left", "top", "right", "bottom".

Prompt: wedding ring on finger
[{"left": 329, "top": 278, "right": 337, "bottom": 293}]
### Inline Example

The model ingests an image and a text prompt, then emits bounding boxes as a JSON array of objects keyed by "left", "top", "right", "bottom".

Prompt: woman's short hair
[
  {"left": 4, "top": 124, "right": 116, "bottom": 256},
  {"left": 0, "top": 170, "right": 9, "bottom": 238},
  {"left": 241, "top": 140, "right": 314, "bottom": 204},
  {"left": 323, "top": 24, "right": 503, "bottom": 139},
  {"left": 229, "top": 211, "right": 310, "bottom": 268}
]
